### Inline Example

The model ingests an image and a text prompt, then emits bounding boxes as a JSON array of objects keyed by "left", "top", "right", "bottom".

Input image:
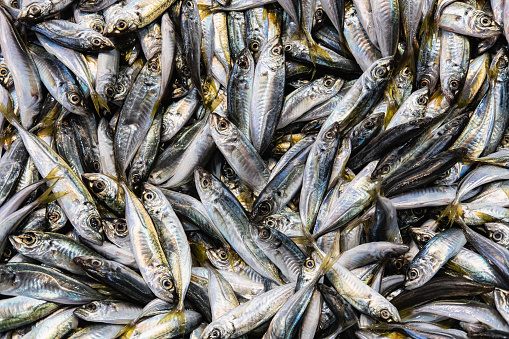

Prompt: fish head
[
  {"left": 370, "top": 297, "right": 401, "bottom": 323},
  {"left": 46, "top": 203, "right": 67, "bottom": 231},
  {"left": 253, "top": 226, "right": 281, "bottom": 251},
  {"left": 73, "top": 256, "right": 108, "bottom": 277},
  {"left": 206, "top": 247, "right": 230, "bottom": 269},
  {"left": 141, "top": 183, "right": 165, "bottom": 214},
  {"left": 366, "top": 56, "right": 395, "bottom": 90},
  {"left": 18, "top": 1, "right": 52, "bottom": 21},
  {"left": 101, "top": 218, "right": 128, "bottom": 242},
  {"left": 148, "top": 267, "right": 176, "bottom": 303},
  {"left": 82, "top": 173, "right": 119, "bottom": 203},
  {"left": 74, "top": 301, "right": 106, "bottom": 320},
  {"left": 105, "top": 11, "right": 140, "bottom": 35},
  {"left": 404, "top": 262, "right": 433, "bottom": 290},
  {"left": 251, "top": 197, "right": 276, "bottom": 223},
  {"left": 233, "top": 48, "right": 255, "bottom": 75},
  {"left": 73, "top": 207, "right": 103, "bottom": 245},
  {"left": 9, "top": 232, "right": 45, "bottom": 255},
  {"left": 473, "top": 12, "right": 502, "bottom": 37},
  {"left": 83, "top": 33, "right": 114, "bottom": 51},
  {"left": 441, "top": 72, "right": 465, "bottom": 102},
  {"left": 60, "top": 83, "right": 88, "bottom": 116},
  {"left": 210, "top": 113, "right": 237, "bottom": 140},
  {"left": 0, "top": 61, "right": 13, "bottom": 89},
  {"left": 491, "top": 47, "right": 509, "bottom": 83},
  {"left": 201, "top": 321, "right": 235, "bottom": 339},
  {"left": 194, "top": 167, "right": 222, "bottom": 200}
]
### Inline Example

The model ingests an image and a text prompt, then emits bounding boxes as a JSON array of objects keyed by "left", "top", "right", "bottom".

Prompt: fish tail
[{"left": 91, "top": 90, "right": 109, "bottom": 115}]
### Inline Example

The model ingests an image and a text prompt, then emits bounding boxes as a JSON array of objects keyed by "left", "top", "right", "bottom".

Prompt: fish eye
[
  {"left": 402, "top": 67, "right": 410, "bottom": 76},
  {"left": 10, "top": 0, "right": 18, "bottom": 8},
  {"left": 186, "top": 0, "right": 193, "bottom": 8},
  {"left": 85, "top": 303, "right": 97, "bottom": 311},
  {"left": 480, "top": 15, "right": 492, "bottom": 27},
  {"left": 91, "top": 38, "right": 102, "bottom": 46},
  {"left": 449, "top": 80, "right": 460, "bottom": 91},
  {"left": 28, "top": 5, "right": 41, "bottom": 16},
  {"left": 408, "top": 268, "right": 419, "bottom": 280},
  {"left": 375, "top": 66, "right": 388, "bottom": 78},
  {"left": 0, "top": 68, "right": 7, "bottom": 76},
  {"left": 92, "top": 161, "right": 100, "bottom": 172},
  {"left": 381, "top": 164, "right": 391, "bottom": 174},
  {"left": 161, "top": 277, "right": 173, "bottom": 289},
  {"left": 115, "top": 221, "right": 128, "bottom": 234},
  {"left": 271, "top": 45, "right": 282, "bottom": 56},
  {"left": 218, "top": 250, "right": 228, "bottom": 260},
  {"left": 210, "top": 329, "right": 221, "bottom": 339},
  {"left": 258, "top": 201, "right": 271, "bottom": 216},
  {"left": 89, "top": 216, "right": 101, "bottom": 230},
  {"left": 116, "top": 84, "right": 125, "bottom": 94},
  {"left": 250, "top": 41, "right": 260, "bottom": 52},
  {"left": 500, "top": 57, "right": 508, "bottom": 69},
  {"left": 413, "top": 208, "right": 424, "bottom": 215},
  {"left": 325, "top": 130, "right": 335, "bottom": 139},
  {"left": 363, "top": 119, "right": 375, "bottom": 129},
  {"left": 284, "top": 44, "right": 292, "bottom": 52},
  {"left": 132, "top": 173, "right": 141, "bottom": 184},
  {"left": 93, "top": 24, "right": 104, "bottom": 34},
  {"left": 217, "top": 119, "right": 229, "bottom": 131},
  {"left": 106, "top": 127, "right": 114, "bottom": 138},
  {"left": 116, "top": 20, "right": 128, "bottom": 31},
  {"left": 68, "top": 93, "right": 81, "bottom": 105},
  {"left": 380, "top": 309, "right": 391, "bottom": 320},
  {"left": 105, "top": 87, "right": 115, "bottom": 98},
  {"left": 47, "top": 211, "right": 60, "bottom": 222},
  {"left": 492, "top": 231, "right": 504, "bottom": 242},
  {"left": 201, "top": 177, "right": 211, "bottom": 188},
  {"left": 223, "top": 166, "right": 235, "bottom": 178},
  {"left": 149, "top": 62, "right": 160, "bottom": 72},
  {"left": 92, "top": 180, "right": 106, "bottom": 193},
  {"left": 315, "top": 9, "right": 324, "bottom": 19},
  {"left": 203, "top": 85, "right": 210, "bottom": 95},
  {"left": 22, "top": 233, "right": 37, "bottom": 245},
  {"left": 422, "top": 234, "right": 431, "bottom": 242},
  {"left": 91, "top": 259, "right": 102, "bottom": 266},
  {"left": 3, "top": 248, "right": 12, "bottom": 257},
  {"left": 238, "top": 56, "right": 249, "bottom": 69},
  {"left": 182, "top": 66, "right": 191, "bottom": 77},
  {"left": 394, "top": 259, "right": 403, "bottom": 270},
  {"left": 419, "top": 79, "right": 430, "bottom": 88},
  {"left": 324, "top": 77, "right": 334, "bottom": 87},
  {"left": 259, "top": 228, "right": 271, "bottom": 239},
  {"left": 265, "top": 217, "right": 275, "bottom": 227},
  {"left": 417, "top": 95, "right": 428, "bottom": 105},
  {"left": 305, "top": 258, "right": 315, "bottom": 268},
  {"left": 144, "top": 192, "right": 154, "bottom": 201}
]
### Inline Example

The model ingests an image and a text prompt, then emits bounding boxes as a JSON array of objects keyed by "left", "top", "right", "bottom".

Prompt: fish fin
[
  {"left": 114, "top": 324, "right": 135, "bottom": 339},
  {"left": 45, "top": 166, "right": 64, "bottom": 183},
  {"left": 91, "top": 90, "right": 109, "bottom": 115},
  {"left": 189, "top": 242, "right": 209, "bottom": 266},
  {"left": 157, "top": 308, "right": 186, "bottom": 334},
  {"left": 316, "top": 231, "right": 342, "bottom": 277},
  {"left": 0, "top": 103, "right": 23, "bottom": 131},
  {"left": 437, "top": 199, "right": 463, "bottom": 227},
  {"left": 36, "top": 180, "right": 67, "bottom": 205}
]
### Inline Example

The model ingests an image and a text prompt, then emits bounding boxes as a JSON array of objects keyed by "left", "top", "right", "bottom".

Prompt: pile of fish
[{"left": 2, "top": 0, "right": 509, "bottom": 337}]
